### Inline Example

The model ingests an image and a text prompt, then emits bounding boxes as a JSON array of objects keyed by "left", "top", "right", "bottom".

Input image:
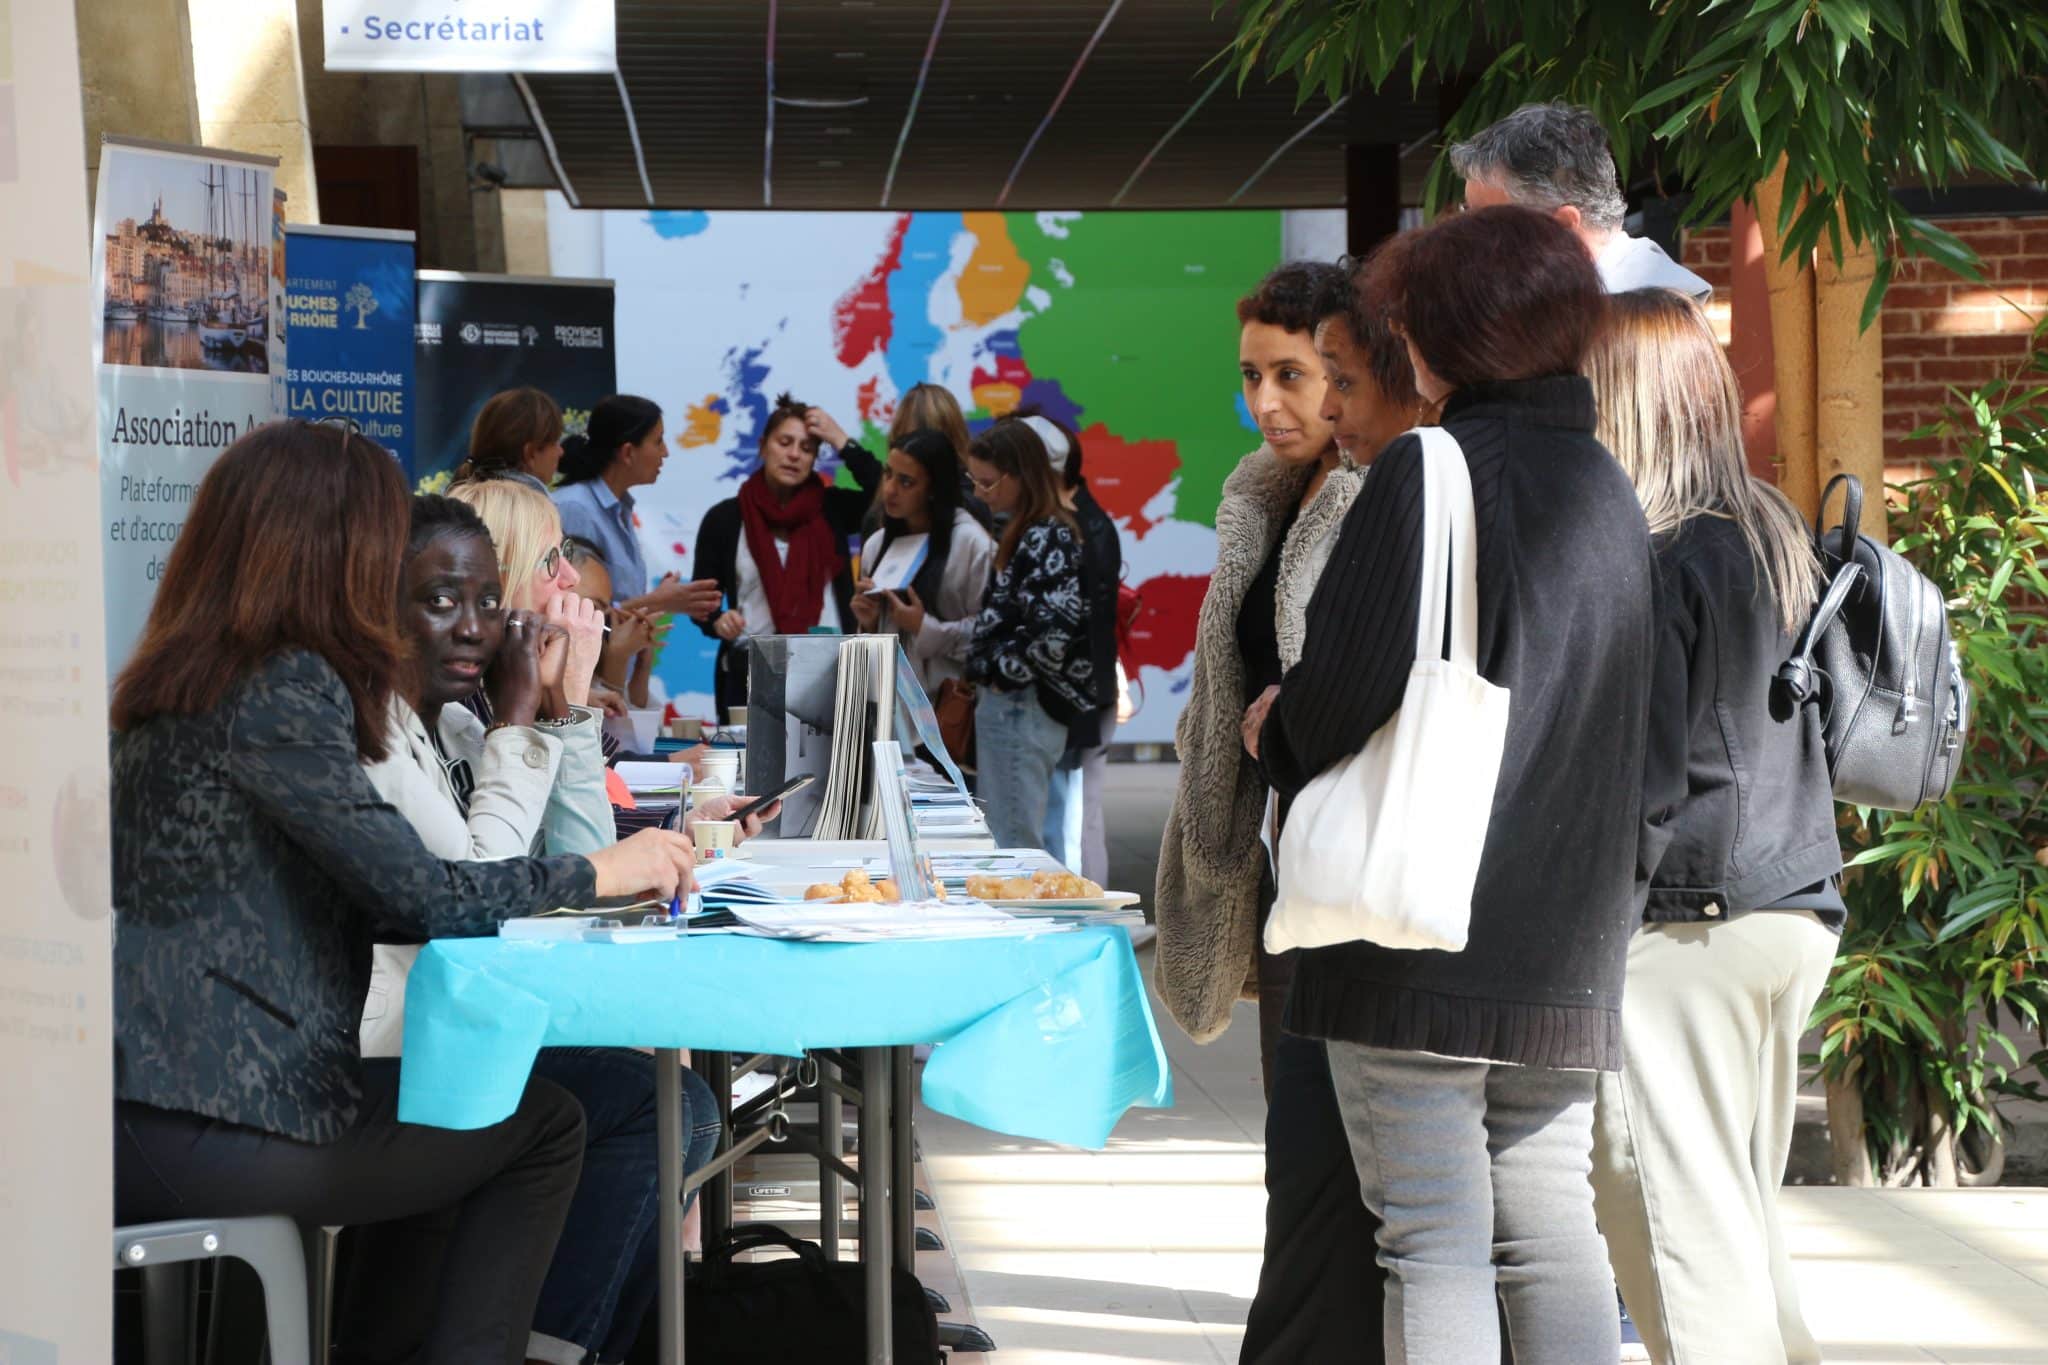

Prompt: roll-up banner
[
  {"left": 2, "top": 1, "right": 115, "bottom": 1357},
  {"left": 285, "top": 224, "right": 417, "bottom": 470},
  {"left": 92, "top": 136, "right": 281, "bottom": 674},
  {"left": 413, "top": 270, "right": 616, "bottom": 485}
]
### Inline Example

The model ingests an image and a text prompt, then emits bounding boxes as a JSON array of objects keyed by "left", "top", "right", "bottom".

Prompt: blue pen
[{"left": 662, "top": 797, "right": 687, "bottom": 923}]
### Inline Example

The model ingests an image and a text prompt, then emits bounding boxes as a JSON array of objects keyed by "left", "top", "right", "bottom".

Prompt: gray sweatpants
[{"left": 1328, "top": 1041, "right": 1620, "bottom": 1365}]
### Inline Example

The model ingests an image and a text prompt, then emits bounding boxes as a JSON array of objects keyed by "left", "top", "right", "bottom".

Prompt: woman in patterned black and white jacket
[{"left": 964, "top": 417, "right": 1093, "bottom": 850}]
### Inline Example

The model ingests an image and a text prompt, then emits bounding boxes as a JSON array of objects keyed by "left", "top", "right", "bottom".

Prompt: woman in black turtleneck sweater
[{"left": 1256, "top": 207, "right": 1655, "bottom": 1364}]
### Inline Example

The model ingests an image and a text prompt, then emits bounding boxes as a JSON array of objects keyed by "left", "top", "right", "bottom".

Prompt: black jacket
[
  {"left": 1640, "top": 515, "right": 1843, "bottom": 924},
  {"left": 112, "top": 650, "right": 596, "bottom": 1143},
  {"left": 1068, "top": 484, "right": 1123, "bottom": 748},
  {"left": 1262, "top": 377, "right": 1656, "bottom": 1072},
  {"left": 693, "top": 444, "right": 883, "bottom": 712}
]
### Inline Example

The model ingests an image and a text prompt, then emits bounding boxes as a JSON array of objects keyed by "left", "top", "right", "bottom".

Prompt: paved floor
[{"left": 917, "top": 763, "right": 2048, "bottom": 1365}]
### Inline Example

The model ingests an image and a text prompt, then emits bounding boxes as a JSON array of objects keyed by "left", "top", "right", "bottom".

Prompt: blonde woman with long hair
[{"left": 1584, "top": 288, "right": 1839, "bottom": 1365}]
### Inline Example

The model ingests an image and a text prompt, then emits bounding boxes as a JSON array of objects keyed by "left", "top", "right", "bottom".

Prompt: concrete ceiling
[{"left": 506, "top": 0, "right": 1444, "bottom": 211}]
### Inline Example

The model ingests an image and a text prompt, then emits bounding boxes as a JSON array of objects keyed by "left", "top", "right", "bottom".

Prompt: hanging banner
[
  {"left": 414, "top": 270, "right": 615, "bottom": 485},
  {"left": 1, "top": 0, "right": 115, "bottom": 1357},
  {"left": 322, "top": 0, "right": 616, "bottom": 73},
  {"left": 270, "top": 188, "right": 290, "bottom": 416},
  {"left": 285, "top": 224, "right": 417, "bottom": 470},
  {"left": 92, "top": 137, "right": 280, "bottom": 674}
]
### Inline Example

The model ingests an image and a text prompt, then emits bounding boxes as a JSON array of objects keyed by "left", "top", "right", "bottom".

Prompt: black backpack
[{"left": 1775, "top": 474, "right": 1969, "bottom": 811}]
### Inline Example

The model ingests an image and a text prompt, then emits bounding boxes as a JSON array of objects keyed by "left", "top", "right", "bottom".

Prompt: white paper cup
[
  {"left": 726, "top": 706, "right": 749, "bottom": 727},
  {"left": 627, "top": 709, "right": 662, "bottom": 753},
  {"left": 667, "top": 717, "right": 704, "bottom": 741},
  {"left": 687, "top": 782, "right": 727, "bottom": 811},
  {"left": 694, "top": 820, "right": 737, "bottom": 861},
  {"left": 697, "top": 750, "right": 740, "bottom": 784}
]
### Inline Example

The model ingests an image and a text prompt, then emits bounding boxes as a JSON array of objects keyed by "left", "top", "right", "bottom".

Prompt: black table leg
[
  {"left": 655, "top": 1048, "right": 686, "bottom": 1365},
  {"left": 857, "top": 1046, "right": 893, "bottom": 1364},
  {"left": 891, "top": 1045, "right": 916, "bottom": 1276}
]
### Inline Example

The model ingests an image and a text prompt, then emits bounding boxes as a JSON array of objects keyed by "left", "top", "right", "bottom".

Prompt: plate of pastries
[
  {"left": 800, "top": 868, "right": 940, "bottom": 904},
  {"left": 960, "top": 868, "right": 1142, "bottom": 912}
]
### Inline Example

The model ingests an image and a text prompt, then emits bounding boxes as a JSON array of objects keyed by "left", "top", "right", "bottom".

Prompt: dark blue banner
[
  {"left": 413, "top": 271, "right": 617, "bottom": 483},
  {"left": 284, "top": 225, "right": 416, "bottom": 470}
]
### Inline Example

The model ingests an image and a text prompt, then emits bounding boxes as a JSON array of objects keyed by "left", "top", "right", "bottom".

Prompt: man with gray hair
[{"left": 1451, "top": 101, "right": 1712, "bottom": 301}]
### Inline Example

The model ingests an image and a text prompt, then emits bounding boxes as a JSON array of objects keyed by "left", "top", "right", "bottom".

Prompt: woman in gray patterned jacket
[
  {"left": 964, "top": 418, "right": 1093, "bottom": 851},
  {"left": 108, "top": 421, "right": 697, "bottom": 1365}
]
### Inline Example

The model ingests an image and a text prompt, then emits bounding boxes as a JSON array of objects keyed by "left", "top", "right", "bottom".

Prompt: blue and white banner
[
  {"left": 285, "top": 224, "right": 417, "bottom": 470},
  {"left": 321, "top": 0, "right": 616, "bottom": 72},
  {"left": 92, "top": 137, "right": 280, "bottom": 674}
]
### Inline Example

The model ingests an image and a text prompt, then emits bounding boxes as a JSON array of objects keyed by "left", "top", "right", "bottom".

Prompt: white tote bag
[{"left": 1265, "top": 427, "right": 1511, "bottom": 954}]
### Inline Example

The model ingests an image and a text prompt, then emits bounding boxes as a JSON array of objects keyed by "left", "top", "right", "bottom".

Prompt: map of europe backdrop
[{"left": 605, "top": 207, "right": 1285, "bottom": 745}]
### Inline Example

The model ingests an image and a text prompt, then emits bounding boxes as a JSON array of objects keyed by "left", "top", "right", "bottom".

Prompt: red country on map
[
  {"left": 1121, "top": 574, "right": 1208, "bottom": 675},
  {"left": 1077, "top": 424, "right": 1180, "bottom": 537},
  {"left": 831, "top": 216, "right": 907, "bottom": 368}
]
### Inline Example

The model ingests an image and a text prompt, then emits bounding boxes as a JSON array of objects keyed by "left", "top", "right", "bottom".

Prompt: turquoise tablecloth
[{"left": 397, "top": 925, "right": 1174, "bottom": 1149}]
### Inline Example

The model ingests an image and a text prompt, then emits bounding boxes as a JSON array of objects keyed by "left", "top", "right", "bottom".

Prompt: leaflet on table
[
  {"left": 894, "top": 648, "right": 970, "bottom": 794},
  {"left": 724, "top": 901, "right": 1072, "bottom": 942},
  {"left": 613, "top": 760, "right": 686, "bottom": 793}
]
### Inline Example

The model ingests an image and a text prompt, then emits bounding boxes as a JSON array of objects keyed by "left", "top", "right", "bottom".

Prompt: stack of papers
[
  {"left": 724, "top": 900, "right": 1074, "bottom": 943},
  {"left": 810, "top": 637, "right": 900, "bottom": 840}
]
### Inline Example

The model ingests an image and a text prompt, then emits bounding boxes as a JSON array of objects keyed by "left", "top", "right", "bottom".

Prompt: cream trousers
[{"left": 1591, "top": 911, "right": 1838, "bottom": 1365}]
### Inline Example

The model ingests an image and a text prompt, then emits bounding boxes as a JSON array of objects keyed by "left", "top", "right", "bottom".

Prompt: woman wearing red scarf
[{"left": 692, "top": 392, "right": 882, "bottom": 713}]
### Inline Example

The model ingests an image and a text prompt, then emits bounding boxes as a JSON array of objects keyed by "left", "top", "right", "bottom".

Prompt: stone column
[
  {"left": 187, "top": 0, "right": 320, "bottom": 221},
  {"left": 76, "top": 0, "right": 201, "bottom": 209},
  {"left": 500, "top": 188, "right": 553, "bottom": 277}
]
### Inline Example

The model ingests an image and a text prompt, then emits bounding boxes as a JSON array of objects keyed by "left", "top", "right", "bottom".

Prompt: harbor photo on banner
[
  {"left": 285, "top": 224, "right": 417, "bottom": 471},
  {"left": 91, "top": 137, "right": 280, "bottom": 673}
]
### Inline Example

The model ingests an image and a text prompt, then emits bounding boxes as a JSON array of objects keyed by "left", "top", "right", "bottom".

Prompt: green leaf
[
  {"left": 1737, "top": 54, "right": 1765, "bottom": 149},
  {"left": 1630, "top": 60, "right": 1741, "bottom": 120}
]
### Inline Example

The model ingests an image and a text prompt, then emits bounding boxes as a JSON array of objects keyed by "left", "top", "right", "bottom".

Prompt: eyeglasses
[
  {"left": 969, "top": 470, "right": 1008, "bottom": 496},
  {"left": 537, "top": 537, "right": 576, "bottom": 578}
]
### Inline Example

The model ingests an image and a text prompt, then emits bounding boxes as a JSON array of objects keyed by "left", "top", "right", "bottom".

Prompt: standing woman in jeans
[
  {"left": 965, "top": 418, "right": 1093, "bottom": 850},
  {"left": 1584, "top": 289, "right": 1840, "bottom": 1365},
  {"left": 108, "top": 421, "right": 698, "bottom": 1365},
  {"left": 1260, "top": 206, "right": 1655, "bottom": 1363}
]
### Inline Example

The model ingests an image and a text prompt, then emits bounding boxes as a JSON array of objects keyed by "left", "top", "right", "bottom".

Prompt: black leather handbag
[
  {"left": 629, "top": 1224, "right": 940, "bottom": 1364},
  {"left": 1776, "top": 474, "right": 1969, "bottom": 811}
]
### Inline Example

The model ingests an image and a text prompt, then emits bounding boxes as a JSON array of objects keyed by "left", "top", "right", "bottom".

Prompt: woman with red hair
[{"left": 1260, "top": 207, "right": 1654, "bottom": 1363}]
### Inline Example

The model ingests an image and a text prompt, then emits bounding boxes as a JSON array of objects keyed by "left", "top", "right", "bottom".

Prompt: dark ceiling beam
[
  {"left": 994, "top": 0, "right": 1126, "bottom": 208},
  {"left": 762, "top": 0, "right": 779, "bottom": 206},
  {"left": 511, "top": 73, "right": 580, "bottom": 208},
  {"left": 1230, "top": 94, "right": 1349, "bottom": 205},
  {"left": 882, "top": 0, "right": 952, "bottom": 209},
  {"left": 613, "top": 70, "right": 654, "bottom": 206},
  {"left": 1112, "top": 65, "right": 1228, "bottom": 207}
]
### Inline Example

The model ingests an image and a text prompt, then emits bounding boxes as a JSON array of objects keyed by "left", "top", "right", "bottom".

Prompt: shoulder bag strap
[
  {"left": 1410, "top": 427, "right": 1453, "bottom": 664},
  {"left": 1413, "top": 427, "right": 1479, "bottom": 668},
  {"left": 1774, "top": 559, "right": 1866, "bottom": 703},
  {"left": 1817, "top": 473, "right": 1862, "bottom": 570}
]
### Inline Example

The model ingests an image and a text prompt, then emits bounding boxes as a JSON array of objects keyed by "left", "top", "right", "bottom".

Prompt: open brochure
[{"left": 861, "top": 532, "right": 929, "bottom": 594}]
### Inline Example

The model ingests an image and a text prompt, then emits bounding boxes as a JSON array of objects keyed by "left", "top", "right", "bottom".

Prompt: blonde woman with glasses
[{"left": 1584, "top": 289, "right": 1840, "bottom": 1365}]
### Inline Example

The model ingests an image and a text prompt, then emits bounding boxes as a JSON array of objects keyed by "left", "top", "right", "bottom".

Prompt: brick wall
[{"left": 1681, "top": 216, "right": 2047, "bottom": 467}]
